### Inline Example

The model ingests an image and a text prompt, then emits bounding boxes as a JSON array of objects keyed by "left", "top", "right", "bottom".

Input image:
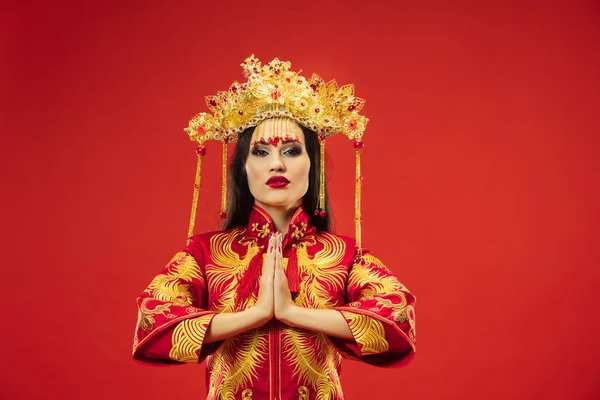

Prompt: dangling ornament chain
[
  {"left": 354, "top": 140, "right": 364, "bottom": 253},
  {"left": 187, "top": 145, "right": 207, "bottom": 244},
  {"left": 220, "top": 139, "right": 228, "bottom": 219},
  {"left": 317, "top": 136, "right": 326, "bottom": 216}
]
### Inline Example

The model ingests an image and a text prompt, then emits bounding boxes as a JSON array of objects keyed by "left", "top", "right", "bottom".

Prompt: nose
[{"left": 269, "top": 151, "right": 286, "bottom": 173}]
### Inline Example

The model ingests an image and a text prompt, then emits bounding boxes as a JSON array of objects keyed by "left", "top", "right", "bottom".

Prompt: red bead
[
  {"left": 209, "top": 99, "right": 217, "bottom": 107},
  {"left": 195, "top": 146, "right": 207, "bottom": 156},
  {"left": 220, "top": 211, "right": 227, "bottom": 219},
  {"left": 348, "top": 105, "right": 356, "bottom": 111},
  {"left": 314, "top": 210, "right": 319, "bottom": 215},
  {"left": 238, "top": 110, "right": 244, "bottom": 115},
  {"left": 314, "top": 108, "right": 320, "bottom": 113},
  {"left": 353, "top": 140, "right": 364, "bottom": 149},
  {"left": 319, "top": 211, "right": 327, "bottom": 217}
]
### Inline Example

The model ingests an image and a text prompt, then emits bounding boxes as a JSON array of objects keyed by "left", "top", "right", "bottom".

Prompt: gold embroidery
[
  {"left": 251, "top": 222, "right": 271, "bottom": 238},
  {"left": 298, "top": 386, "right": 309, "bottom": 400},
  {"left": 206, "top": 328, "right": 269, "bottom": 400},
  {"left": 241, "top": 388, "right": 253, "bottom": 399},
  {"left": 144, "top": 252, "right": 204, "bottom": 306},
  {"left": 322, "top": 337, "right": 344, "bottom": 397},
  {"left": 281, "top": 326, "right": 344, "bottom": 400},
  {"left": 361, "top": 253, "right": 394, "bottom": 274},
  {"left": 207, "top": 229, "right": 261, "bottom": 312},
  {"left": 383, "top": 301, "right": 416, "bottom": 342},
  {"left": 340, "top": 311, "right": 389, "bottom": 355},
  {"left": 294, "top": 232, "right": 347, "bottom": 309},
  {"left": 352, "top": 254, "right": 416, "bottom": 343},
  {"left": 348, "top": 255, "right": 404, "bottom": 301},
  {"left": 137, "top": 298, "right": 176, "bottom": 331},
  {"left": 290, "top": 222, "right": 308, "bottom": 240},
  {"left": 169, "top": 314, "right": 214, "bottom": 361}
]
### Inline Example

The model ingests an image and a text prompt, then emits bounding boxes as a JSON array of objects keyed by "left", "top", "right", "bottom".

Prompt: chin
[{"left": 258, "top": 195, "right": 301, "bottom": 208}]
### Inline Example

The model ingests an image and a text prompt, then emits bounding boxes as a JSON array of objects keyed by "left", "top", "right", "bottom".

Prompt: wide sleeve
[
  {"left": 132, "top": 242, "right": 220, "bottom": 365},
  {"left": 330, "top": 251, "right": 417, "bottom": 368}
]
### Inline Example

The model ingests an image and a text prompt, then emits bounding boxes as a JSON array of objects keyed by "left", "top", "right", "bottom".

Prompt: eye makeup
[{"left": 250, "top": 143, "right": 303, "bottom": 157}]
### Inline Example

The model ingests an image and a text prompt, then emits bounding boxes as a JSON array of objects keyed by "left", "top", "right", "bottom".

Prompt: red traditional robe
[{"left": 133, "top": 204, "right": 416, "bottom": 400}]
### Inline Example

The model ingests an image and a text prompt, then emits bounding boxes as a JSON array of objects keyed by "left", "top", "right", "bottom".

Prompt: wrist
[
  {"left": 279, "top": 305, "right": 301, "bottom": 327},
  {"left": 248, "top": 306, "right": 271, "bottom": 327}
]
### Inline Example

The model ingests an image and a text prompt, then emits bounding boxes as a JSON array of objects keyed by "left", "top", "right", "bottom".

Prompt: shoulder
[
  {"left": 189, "top": 226, "right": 248, "bottom": 243},
  {"left": 313, "top": 230, "right": 361, "bottom": 259},
  {"left": 183, "top": 227, "right": 250, "bottom": 258},
  {"left": 315, "top": 231, "right": 356, "bottom": 246},
  {"left": 313, "top": 231, "right": 381, "bottom": 262}
]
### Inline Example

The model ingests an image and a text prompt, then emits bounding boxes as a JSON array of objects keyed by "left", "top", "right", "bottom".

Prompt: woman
[{"left": 133, "top": 56, "right": 416, "bottom": 400}]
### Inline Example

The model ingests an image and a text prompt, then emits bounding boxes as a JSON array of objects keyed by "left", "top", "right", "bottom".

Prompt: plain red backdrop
[{"left": 1, "top": 1, "right": 599, "bottom": 399}]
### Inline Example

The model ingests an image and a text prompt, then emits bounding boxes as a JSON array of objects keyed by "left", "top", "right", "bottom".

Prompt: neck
[{"left": 255, "top": 201, "right": 301, "bottom": 236}]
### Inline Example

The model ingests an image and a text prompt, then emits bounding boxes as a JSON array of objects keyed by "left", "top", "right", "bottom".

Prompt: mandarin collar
[{"left": 247, "top": 204, "right": 314, "bottom": 246}]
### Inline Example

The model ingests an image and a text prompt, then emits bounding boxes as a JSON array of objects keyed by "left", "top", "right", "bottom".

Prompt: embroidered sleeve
[
  {"left": 132, "top": 250, "right": 219, "bottom": 364},
  {"left": 331, "top": 252, "right": 416, "bottom": 367}
]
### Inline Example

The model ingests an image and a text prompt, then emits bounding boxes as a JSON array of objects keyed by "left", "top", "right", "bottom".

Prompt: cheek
[
  {"left": 244, "top": 162, "right": 259, "bottom": 188},
  {"left": 295, "top": 156, "right": 311, "bottom": 186}
]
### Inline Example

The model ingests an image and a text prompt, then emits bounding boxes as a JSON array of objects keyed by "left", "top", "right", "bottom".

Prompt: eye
[
  {"left": 251, "top": 148, "right": 269, "bottom": 157},
  {"left": 283, "top": 146, "right": 302, "bottom": 156}
]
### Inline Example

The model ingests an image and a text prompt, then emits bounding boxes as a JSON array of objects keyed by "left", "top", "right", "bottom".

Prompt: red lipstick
[{"left": 266, "top": 176, "right": 290, "bottom": 188}]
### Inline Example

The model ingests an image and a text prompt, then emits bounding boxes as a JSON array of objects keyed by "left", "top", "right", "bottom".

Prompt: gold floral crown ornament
[{"left": 184, "top": 55, "right": 368, "bottom": 254}]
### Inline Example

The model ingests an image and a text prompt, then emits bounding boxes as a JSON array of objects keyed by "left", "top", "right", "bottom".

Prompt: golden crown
[{"left": 184, "top": 54, "right": 368, "bottom": 144}]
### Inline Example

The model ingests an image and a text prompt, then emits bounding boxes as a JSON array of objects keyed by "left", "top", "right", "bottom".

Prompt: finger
[
  {"left": 263, "top": 236, "right": 273, "bottom": 275},
  {"left": 277, "top": 242, "right": 283, "bottom": 273}
]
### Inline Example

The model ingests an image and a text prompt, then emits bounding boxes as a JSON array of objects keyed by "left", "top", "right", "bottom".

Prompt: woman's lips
[{"left": 266, "top": 176, "right": 290, "bottom": 188}]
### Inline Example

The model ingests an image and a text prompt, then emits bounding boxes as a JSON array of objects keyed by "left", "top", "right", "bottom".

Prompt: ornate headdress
[{"left": 184, "top": 55, "right": 368, "bottom": 252}]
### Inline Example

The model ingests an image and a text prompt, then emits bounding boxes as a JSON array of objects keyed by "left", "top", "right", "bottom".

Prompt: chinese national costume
[{"left": 133, "top": 204, "right": 416, "bottom": 400}]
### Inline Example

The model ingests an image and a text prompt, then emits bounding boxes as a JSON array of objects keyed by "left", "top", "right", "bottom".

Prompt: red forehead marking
[{"left": 251, "top": 136, "right": 300, "bottom": 148}]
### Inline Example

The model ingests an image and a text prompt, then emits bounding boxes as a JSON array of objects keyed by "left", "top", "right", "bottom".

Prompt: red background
[{"left": 2, "top": 1, "right": 599, "bottom": 399}]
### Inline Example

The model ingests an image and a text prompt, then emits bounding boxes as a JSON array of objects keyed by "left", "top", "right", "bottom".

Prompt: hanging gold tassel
[
  {"left": 318, "top": 136, "right": 326, "bottom": 216},
  {"left": 187, "top": 145, "right": 206, "bottom": 245},
  {"left": 354, "top": 140, "right": 364, "bottom": 254},
  {"left": 220, "top": 139, "right": 228, "bottom": 219}
]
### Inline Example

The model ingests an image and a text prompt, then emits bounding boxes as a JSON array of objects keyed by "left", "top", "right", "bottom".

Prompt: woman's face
[{"left": 245, "top": 118, "right": 310, "bottom": 210}]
